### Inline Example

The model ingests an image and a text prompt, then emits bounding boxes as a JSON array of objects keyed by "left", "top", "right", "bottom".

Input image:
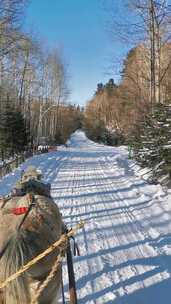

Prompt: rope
[
  {"left": 17, "top": 193, "right": 36, "bottom": 230},
  {"left": 31, "top": 252, "right": 63, "bottom": 304},
  {"left": 0, "top": 221, "right": 84, "bottom": 290}
]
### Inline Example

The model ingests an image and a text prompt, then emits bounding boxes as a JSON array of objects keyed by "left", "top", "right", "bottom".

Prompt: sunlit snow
[{"left": 0, "top": 130, "right": 171, "bottom": 304}]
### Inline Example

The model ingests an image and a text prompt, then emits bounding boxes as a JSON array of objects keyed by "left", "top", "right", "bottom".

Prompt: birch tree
[{"left": 111, "top": 0, "right": 171, "bottom": 108}]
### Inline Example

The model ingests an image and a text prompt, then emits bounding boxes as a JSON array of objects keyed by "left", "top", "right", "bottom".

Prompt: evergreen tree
[
  {"left": 132, "top": 103, "right": 171, "bottom": 184},
  {"left": 0, "top": 97, "right": 27, "bottom": 160}
]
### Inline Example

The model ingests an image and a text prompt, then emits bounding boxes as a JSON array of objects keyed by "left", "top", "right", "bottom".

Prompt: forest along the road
[{"left": 0, "top": 130, "right": 171, "bottom": 304}]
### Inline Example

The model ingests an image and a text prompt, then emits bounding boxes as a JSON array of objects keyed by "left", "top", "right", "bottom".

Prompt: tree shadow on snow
[{"left": 78, "top": 254, "right": 171, "bottom": 304}]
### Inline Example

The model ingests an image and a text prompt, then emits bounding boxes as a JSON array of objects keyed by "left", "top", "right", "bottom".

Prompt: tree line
[
  {"left": 84, "top": 0, "right": 171, "bottom": 184},
  {"left": 0, "top": 0, "right": 82, "bottom": 161}
]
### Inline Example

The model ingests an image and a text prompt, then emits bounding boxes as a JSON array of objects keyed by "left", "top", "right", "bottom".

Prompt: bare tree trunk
[
  {"left": 149, "top": 0, "right": 156, "bottom": 111},
  {"left": 19, "top": 49, "right": 29, "bottom": 111}
]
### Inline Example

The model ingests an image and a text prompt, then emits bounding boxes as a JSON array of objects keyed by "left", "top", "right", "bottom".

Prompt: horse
[{"left": 0, "top": 167, "right": 63, "bottom": 304}]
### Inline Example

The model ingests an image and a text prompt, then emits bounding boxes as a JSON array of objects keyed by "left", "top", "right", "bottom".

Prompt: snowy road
[{"left": 1, "top": 130, "right": 171, "bottom": 303}]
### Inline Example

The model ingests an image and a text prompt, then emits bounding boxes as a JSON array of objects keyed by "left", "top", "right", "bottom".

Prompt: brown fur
[{"left": 0, "top": 193, "right": 62, "bottom": 304}]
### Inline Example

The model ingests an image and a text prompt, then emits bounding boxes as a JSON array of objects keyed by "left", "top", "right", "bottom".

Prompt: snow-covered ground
[{"left": 1, "top": 130, "right": 171, "bottom": 303}]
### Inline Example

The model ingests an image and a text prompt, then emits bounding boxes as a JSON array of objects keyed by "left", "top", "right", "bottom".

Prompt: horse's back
[
  {"left": 0, "top": 194, "right": 62, "bottom": 244},
  {"left": 0, "top": 193, "right": 62, "bottom": 304}
]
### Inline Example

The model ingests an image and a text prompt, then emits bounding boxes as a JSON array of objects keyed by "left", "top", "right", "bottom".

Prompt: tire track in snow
[
  {"left": 98, "top": 156, "right": 170, "bottom": 301},
  {"left": 53, "top": 143, "right": 170, "bottom": 304},
  {"left": 96, "top": 159, "right": 146, "bottom": 301}
]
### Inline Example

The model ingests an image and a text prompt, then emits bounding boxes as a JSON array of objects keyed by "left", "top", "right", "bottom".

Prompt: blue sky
[{"left": 25, "top": 0, "right": 128, "bottom": 105}]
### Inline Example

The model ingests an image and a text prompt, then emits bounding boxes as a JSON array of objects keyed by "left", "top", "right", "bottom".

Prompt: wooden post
[{"left": 66, "top": 240, "right": 78, "bottom": 304}]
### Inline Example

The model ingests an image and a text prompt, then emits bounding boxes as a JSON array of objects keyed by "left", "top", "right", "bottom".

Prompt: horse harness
[
  {"left": 0, "top": 192, "right": 36, "bottom": 260},
  {"left": 0, "top": 189, "right": 80, "bottom": 304}
]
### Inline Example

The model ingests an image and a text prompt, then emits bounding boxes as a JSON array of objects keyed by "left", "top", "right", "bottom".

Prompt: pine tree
[
  {"left": 0, "top": 96, "right": 27, "bottom": 160},
  {"left": 132, "top": 103, "right": 171, "bottom": 184}
]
